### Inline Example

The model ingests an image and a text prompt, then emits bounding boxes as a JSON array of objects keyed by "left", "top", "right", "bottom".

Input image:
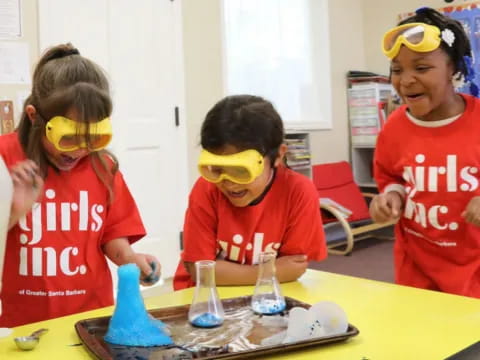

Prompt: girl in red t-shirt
[
  {"left": 0, "top": 43, "right": 161, "bottom": 327},
  {"left": 174, "top": 95, "right": 327, "bottom": 290},
  {"left": 370, "top": 7, "right": 480, "bottom": 297}
]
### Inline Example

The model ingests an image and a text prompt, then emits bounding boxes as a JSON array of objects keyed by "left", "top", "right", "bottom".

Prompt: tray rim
[{"left": 74, "top": 295, "right": 360, "bottom": 360}]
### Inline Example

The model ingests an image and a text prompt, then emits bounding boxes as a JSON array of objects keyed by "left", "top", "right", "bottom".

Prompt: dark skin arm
[
  {"left": 369, "top": 191, "right": 403, "bottom": 223},
  {"left": 184, "top": 254, "right": 308, "bottom": 286}
]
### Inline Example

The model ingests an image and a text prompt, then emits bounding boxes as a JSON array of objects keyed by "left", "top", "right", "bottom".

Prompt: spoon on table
[{"left": 14, "top": 328, "right": 49, "bottom": 351}]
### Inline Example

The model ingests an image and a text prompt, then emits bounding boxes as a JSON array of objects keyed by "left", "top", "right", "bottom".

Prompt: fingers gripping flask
[
  {"left": 188, "top": 260, "right": 225, "bottom": 328},
  {"left": 251, "top": 252, "right": 286, "bottom": 315}
]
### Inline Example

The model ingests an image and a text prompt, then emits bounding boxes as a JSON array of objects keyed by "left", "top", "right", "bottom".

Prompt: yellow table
[{"left": 0, "top": 269, "right": 479, "bottom": 359}]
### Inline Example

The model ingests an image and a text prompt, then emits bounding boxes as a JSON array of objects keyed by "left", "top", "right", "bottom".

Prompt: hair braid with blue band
[{"left": 463, "top": 55, "right": 479, "bottom": 97}]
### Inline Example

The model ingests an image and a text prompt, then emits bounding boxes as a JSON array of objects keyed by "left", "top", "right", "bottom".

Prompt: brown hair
[
  {"left": 201, "top": 95, "right": 285, "bottom": 164},
  {"left": 17, "top": 43, "right": 118, "bottom": 201}
]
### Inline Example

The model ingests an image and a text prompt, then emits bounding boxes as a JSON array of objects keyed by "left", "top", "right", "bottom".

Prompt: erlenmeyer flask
[
  {"left": 251, "top": 251, "right": 286, "bottom": 315},
  {"left": 188, "top": 260, "right": 224, "bottom": 328}
]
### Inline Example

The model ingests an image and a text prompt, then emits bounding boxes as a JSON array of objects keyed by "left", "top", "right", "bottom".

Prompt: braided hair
[{"left": 399, "top": 7, "right": 478, "bottom": 96}]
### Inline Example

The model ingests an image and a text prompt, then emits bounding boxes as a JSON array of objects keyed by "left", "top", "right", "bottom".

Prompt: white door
[{"left": 37, "top": 0, "right": 188, "bottom": 284}]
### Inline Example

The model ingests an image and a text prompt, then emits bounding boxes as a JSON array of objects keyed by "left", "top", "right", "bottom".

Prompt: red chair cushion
[{"left": 312, "top": 161, "right": 370, "bottom": 222}]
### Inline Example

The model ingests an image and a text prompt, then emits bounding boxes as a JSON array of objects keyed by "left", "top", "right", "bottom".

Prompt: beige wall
[
  {"left": 181, "top": 0, "right": 366, "bottom": 187},
  {"left": 364, "top": 0, "right": 468, "bottom": 75},
  {"left": 6, "top": 1, "right": 470, "bottom": 189},
  {"left": 0, "top": 0, "right": 39, "bottom": 125},
  {"left": 182, "top": 0, "right": 224, "bottom": 187},
  {"left": 310, "top": 0, "right": 366, "bottom": 166}
]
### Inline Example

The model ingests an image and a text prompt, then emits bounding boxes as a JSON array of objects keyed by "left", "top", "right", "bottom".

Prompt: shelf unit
[
  {"left": 284, "top": 132, "right": 312, "bottom": 178},
  {"left": 347, "top": 76, "right": 393, "bottom": 188},
  {"left": 351, "top": 145, "right": 376, "bottom": 188}
]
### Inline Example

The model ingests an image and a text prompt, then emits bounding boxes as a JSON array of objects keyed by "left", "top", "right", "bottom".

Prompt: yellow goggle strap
[
  {"left": 45, "top": 116, "right": 112, "bottom": 151},
  {"left": 198, "top": 149, "right": 264, "bottom": 184},
  {"left": 382, "top": 23, "right": 441, "bottom": 59}
]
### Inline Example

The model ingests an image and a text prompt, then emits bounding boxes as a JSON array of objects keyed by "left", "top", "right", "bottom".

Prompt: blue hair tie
[{"left": 415, "top": 7, "right": 430, "bottom": 14}]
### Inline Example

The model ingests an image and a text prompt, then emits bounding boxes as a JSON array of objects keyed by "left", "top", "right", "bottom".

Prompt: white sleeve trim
[{"left": 383, "top": 183, "right": 406, "bottom": 199}]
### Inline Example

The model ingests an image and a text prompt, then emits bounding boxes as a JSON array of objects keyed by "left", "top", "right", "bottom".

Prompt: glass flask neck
[
  {"left": 258, "top": 252, "right": 276, "bottom": 279},
  {"left": 252, "top": 252, "right": 286, "bottom": 315},
  {"left": 195, "top": 260, "right": 216, "bottom": 287}
]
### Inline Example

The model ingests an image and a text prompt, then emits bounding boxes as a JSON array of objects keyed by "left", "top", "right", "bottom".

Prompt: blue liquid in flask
[
  {"left": 251, "top": 252, "right": 286, "bottom": 315},
  {"left": 188, "top": 260, "right": 225, "bottom": 328}
]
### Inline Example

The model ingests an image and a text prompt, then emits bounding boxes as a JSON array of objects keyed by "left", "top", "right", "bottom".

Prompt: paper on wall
[
  {"left": 0, "top": 41, "right": 30, "bottom": 84},
  {"left": 0, "top": 0, "right": 21, "bottom": 38},
  {"left": 16, "top": 89, "right": 29, "bottom": 111}
]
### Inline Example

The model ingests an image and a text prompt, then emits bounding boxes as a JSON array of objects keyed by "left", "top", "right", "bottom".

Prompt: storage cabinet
[
  {"left": 347, "top": 77, "right": 393, "bottom": 188},
  {"left": 351, "top": 146, "right": 376, "bottom": 187}
]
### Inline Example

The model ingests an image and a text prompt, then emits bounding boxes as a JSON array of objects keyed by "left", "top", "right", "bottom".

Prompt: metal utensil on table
[{"left": 14, "top": 328, "right": 49, "bottom": 350}]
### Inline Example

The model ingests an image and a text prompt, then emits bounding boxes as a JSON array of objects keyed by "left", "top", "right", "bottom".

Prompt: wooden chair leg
[{"left": 327, "top": 218, "right": 354, "bottom": 256}]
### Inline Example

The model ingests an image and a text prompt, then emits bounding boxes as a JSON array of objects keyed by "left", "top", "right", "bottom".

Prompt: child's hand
[
  {"left": 369, "top": 191, "right": 403, "bottom": 223},
  {"left": 103, "top": 239, "right": 162, "bottom": 286},
  {"left": 462, "top": 196, "right": 480, "bottom": 226},
  {"left": 131, "top": 254, "right": 161, "bottom": 286},
  {"left": 9, "top": 160, "right": 43, "bottom": 229},
  {"left": 275, "top": 255, "right": 308, "bottom": 282}
]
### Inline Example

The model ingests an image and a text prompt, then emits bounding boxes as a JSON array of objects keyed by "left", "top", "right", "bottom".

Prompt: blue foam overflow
[{"left": 104, "top": 263, "right": 173, "bottom": 347}]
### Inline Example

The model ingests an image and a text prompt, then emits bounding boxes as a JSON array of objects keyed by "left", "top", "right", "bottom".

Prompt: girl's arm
[
  {"left": 8, "top": 160, "right": 43, "bottom": 229},
  {"left": 184, "top": 254, "right": 307, "bottom": 286},
  {"left": 462, "top": 196, "right": 480, "bottom": 226},
  {"left": 274, "top": 255, "right": 308, "bottom": 282},
  {"left": 102, "top": 237, "right": 161, "bottom": 286},
  {"left": 370, "top": 130, "right": 406, "bottom": 223},
  {"left": 369, "top": 190, "right": 404, "bottom": 223}
]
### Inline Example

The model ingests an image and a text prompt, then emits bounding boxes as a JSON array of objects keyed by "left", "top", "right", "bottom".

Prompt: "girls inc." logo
[
  {"left": 15, "top": 189, "right": 104, "bottom": 277},
  {"left": 402, "top": 154, "right": 478, "bottom": 231}
]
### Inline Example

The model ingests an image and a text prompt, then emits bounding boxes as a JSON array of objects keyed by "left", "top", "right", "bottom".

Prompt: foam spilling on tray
[
  {"left": 261, "top": 301, "right": 349, "bottom": 345},
  {"left": 104, "top": 263, "right": 173, "bottom": 347},
  {"left": 284, "top": 301, "right": 348, "bottom": 343},
  {"left": 251, "top": 298, "right": 286, "bottom": 315}
]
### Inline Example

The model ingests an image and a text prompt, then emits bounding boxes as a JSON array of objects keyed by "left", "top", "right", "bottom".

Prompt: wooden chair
[{"left": 312, "top": 161, "right": 394, "bottom": 255}]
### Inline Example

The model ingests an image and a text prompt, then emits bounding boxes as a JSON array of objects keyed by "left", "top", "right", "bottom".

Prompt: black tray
[{"left": 75, "top": 295, "right": 359, "bottom": 359}]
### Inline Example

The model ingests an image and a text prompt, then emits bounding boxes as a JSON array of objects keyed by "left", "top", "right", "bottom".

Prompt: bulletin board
[{"left": 399, "top": 2, "right": 480, "bottom": 96}]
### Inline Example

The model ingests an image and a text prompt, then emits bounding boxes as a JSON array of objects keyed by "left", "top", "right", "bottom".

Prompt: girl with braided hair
[
  {"left": 0, "top": 44, "right": 161, "bottom": 326},
  {"left": 369, "top": 7, "right": 480, "bottom": 297}
]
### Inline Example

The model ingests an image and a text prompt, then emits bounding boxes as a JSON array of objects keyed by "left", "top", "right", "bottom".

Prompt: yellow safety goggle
[
  {"left": 382, "top": 23, "right": 441, "bottom": 59},
  {"left": 198, "top": 149, "right": 264, "bottom": 184},
  {"left": 45, "top": 116, "right": 112, "bottom": 152}
]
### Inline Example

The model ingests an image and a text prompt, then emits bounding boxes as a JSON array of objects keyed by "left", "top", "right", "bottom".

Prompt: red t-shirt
[
  {"left": 374, "top": 94, "right": 480, "bottom": 297},
  {"left": 174, "top": 166, "right": 327, "bottom": 290},
  {"left": 0, "top": 133, "right": 146, "bottom": 327}
]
